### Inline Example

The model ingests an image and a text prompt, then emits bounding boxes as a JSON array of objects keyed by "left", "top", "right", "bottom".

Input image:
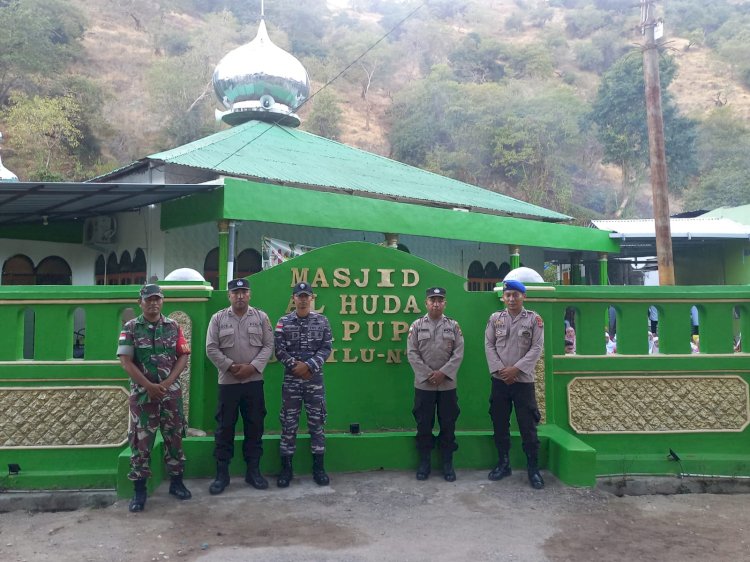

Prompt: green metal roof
[
  {"left": 702, "top": 204, "right": 750, "bottom": 226},
  {"left": 149, "top": 120, "right": 570, "bottom": 222}
]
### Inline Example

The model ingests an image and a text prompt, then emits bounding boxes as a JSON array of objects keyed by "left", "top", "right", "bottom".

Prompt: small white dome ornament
[
  {"left": 212, "top": 9, "right": 310, "bottom": 128},
  {"left": 165, "top": 268, "right": 206, "bottom": 282},
  {"left": 504, "top": 267, "right": 544, "bottom": 284}
]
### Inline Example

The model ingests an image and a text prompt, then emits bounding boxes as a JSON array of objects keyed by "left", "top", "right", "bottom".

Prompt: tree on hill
[
  {"left": 684, "top": 107, "right": 750, "bottom": 209},
  {"left": 147, "top": 11, "right": 243, "bottom": 148},
  {"left": 0, "top": 0, "right": 86, "bottom": 103},
  {"left": 2, "top": 93, "right": 83, "bottom": 180},
  {"left": 389, "top": 71, "right": 587, "bottom": 213},
  {"left": 305, "top": 89, "right": 342, "bottom": 141},
  {"left": 589, "top": 53, "right": 698, "bottom": 217}
]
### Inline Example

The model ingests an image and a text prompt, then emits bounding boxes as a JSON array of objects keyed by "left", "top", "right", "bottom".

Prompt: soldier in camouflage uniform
[
  {"left": 484, "top": 280, "right": 545, "bottom": 490},
  {"left": 274, "top": 282, "right": 333, "bottom": 487},
  {"left": 407, "top": 287, "right": 464, "bottom": 482},
  {"left": 117, "top": 284, "right": 192, "bottom": 512}
]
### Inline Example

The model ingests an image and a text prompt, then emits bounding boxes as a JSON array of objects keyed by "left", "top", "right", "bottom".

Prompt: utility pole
[{"left": 641, "top": 0, "right": 675, "bottom": 285}]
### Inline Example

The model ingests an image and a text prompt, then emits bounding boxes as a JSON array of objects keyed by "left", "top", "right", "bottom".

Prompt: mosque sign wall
[{"left": 1, "top": 242, "right": 750, "bottom": 489}]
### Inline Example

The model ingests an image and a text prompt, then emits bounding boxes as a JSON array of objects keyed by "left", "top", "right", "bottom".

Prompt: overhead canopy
[
  {"left": 592, "top": 217, "right": 750, "bottom": 259},
  {"left": 593, "top": 218, "right": 750, "bottom": 240},
  {"left": 0, "top": 182, "right": 221, "bottom": 226}
]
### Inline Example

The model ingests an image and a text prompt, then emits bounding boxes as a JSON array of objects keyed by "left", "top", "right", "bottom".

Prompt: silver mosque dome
[
  {"left": 213, "top": 19, "right": 310, "bottom": 128},
  {"left": 0, "top": 133, "right": 19, "bottom": 183}
]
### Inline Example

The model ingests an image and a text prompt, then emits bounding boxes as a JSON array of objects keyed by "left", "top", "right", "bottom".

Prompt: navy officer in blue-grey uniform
[
  {"left": 274, "top": 282, "right": 333, "bottom": 487},
  {"left": 205, "top": 278, "right": 274, "bottom": 495},
  {"left": 407, "top": 287, "right": 464, "bottom": 482},
  {"left": 484, "top": 279, "right": 545, "bottom": 489}
]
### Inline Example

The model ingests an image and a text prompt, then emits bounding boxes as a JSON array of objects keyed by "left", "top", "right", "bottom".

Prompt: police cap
[
  {"left": 503, "top": 280, "right": 526, "bottom": 293},
  {"left": 293, "top": 282, "right": 314, "bottom": 296},
  {"left": 228, "top": 278, "right": 250, "bottom": 291},
  {"left": 139, "top": 284, "right": 163, "bottom": 299},
  {"left": 426, "top": 287, "right": 446, "bottom": 298}
]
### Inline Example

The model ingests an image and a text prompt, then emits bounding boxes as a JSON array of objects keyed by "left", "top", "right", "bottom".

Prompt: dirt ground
[{"left": 1, "top": 470, "right": 749, "bottom": 562}]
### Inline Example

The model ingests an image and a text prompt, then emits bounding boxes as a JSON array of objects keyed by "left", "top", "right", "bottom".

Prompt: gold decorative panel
[
  {"left": 0, "top": 386, "right": 129, "bottom": 448},
  {"left": 569, "top": 376, "right": 749, "bottom": 434},
  {"left": 535, "top": 352, "right": 545, "bottom": 424},
  {"left": 168, "top": 311, "right": 192, "bottom": 424}
]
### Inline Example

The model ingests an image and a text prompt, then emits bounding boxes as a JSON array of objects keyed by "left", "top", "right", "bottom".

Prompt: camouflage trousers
[
  {"left": 128, "top": 387, "right": 186, "bottom": 480},
  {"left": 279, "top": 375, "right": 327, "bottom": 456}
]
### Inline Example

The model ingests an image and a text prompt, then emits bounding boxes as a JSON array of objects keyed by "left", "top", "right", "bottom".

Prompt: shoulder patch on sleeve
[
  {"left": 536, "top": 315, "right": 544, "bottom": 328},
  {"left": 177, "top": 326, "right": 191, "bottom": 355}
]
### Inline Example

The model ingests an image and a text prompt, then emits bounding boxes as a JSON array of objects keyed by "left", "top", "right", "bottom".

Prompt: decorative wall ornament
[
  {"left": 0, "top": 386, "right": 129, "bottom": 448},
  {"left": 569, "top": 376, "right": 749, "bottom": 433},
  {"left": 535, "top": 352, "right": 546, "bottom": 424},
  {"left": 168, "top": 311, "right": 192, "bottom": 424}
]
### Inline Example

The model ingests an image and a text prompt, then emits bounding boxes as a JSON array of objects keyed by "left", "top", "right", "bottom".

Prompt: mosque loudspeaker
[
  {"left": 83, "top": 215, "right": 118, "bottom": 246},
  {"left": 260, "top": 95, "right": 275, "bottom": 109}
]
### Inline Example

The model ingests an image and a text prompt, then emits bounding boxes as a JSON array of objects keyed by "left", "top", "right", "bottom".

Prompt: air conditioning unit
[{"left": 83, "top": 216, "right": 117, "bottom": 246}]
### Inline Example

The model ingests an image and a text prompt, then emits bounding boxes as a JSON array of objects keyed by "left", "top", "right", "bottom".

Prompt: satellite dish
[{"left": 260, "top": 95, "right": 274, "bottom": 109}]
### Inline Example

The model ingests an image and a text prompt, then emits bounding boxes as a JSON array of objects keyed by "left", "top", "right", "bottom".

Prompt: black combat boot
[
  {"left": 128, "top": 478, "right": 147, "bottom": 512},
  {"left": 416, "top": 451, "right": 431, "bottom": 481},
  {"left": 488, "top": 450, "right": 512, "bottom": 481},
  {"left": 312, "top": 453, "right": 330, "bottom": 486},
  {"left": 209, "top": 462, "right": 230, "bottom": 495},
  {"left": 277, "top": 455, "right": 293, "bottom": 488},
  {"left": 526, "top": 452, "right": 545, "bottom": 490},
  {"left": 169, "top": 475, "right": 192, "bottom": 500},
  {"left": 245, "top": 458, "right": 269, "bottom": 490},
  {"left": 442, "top": 452, "right": 456, "bottom": 482}
]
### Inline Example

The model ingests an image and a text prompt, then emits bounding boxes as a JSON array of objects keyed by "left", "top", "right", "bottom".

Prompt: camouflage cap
[{"left": 139, "top": 284, "right": 163, "bottom": 299}]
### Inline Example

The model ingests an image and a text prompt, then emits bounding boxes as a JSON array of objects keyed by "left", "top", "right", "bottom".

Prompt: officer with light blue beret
[{"left": 484, "top": 279, "right": 545, "bottom": 489}]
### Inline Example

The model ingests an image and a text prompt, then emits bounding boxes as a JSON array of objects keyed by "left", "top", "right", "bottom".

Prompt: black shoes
[
  {"left": 488, "top": 452, "right": 512, "bottom": 481},
  {"left": 245, "top": 461, "right": 269, "bottom": 490},
  {"left": 442, "top": 453, "right": 456, "bottom": 482},
  {"left": 416, "top": 453, "right": 431, "bottom": 481},
  {"left": 209, "top": 462, "right": 230, "bottom": 495},
  {"left": 277, "top": 455, "right": 293, "bottom": 488},
  {"left": 528, "top": 467, "right": 545, "bottom": 489},
  {"left": 128, "top": 478, "right": 147, "bottom": 512},
  {"left": 312, "top": 453, "right": 330, "bottom": 486},
  {"left": 169, "top": 475, "right": 192, "bottom": 500}
]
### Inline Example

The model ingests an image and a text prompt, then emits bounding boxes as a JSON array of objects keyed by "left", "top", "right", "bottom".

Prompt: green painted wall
[
  {"left": 723, "top": 240, "right": 750, "bottom": 285},
  {"left": 1, "top": 242, "right": 749, "bottom": 494},
  {"left": 0, "top": 221, "right": 82, "bottom": 243},
  {"left": 161, "top": 179, "right": 619, "bottom": 254}
]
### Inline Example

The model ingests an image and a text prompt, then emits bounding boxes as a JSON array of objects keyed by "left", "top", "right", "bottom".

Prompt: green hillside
[{"left": 1, "top": 0, "right": 749, "bottom": 217}]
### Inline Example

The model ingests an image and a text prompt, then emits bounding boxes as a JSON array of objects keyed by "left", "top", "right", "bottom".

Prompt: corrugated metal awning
[
  {"left": 0, "top": 182, "right": 221, "bottom": 225},
  {"left": 592, "top": 218, "right": 750, "bottom": 240}
]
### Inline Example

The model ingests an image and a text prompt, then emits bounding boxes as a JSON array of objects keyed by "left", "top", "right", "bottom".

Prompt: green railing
[{"left": 0, "top": 243, "right": 748, "bottom": 493}]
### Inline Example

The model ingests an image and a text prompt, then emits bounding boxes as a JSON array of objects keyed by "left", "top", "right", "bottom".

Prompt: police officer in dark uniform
[
  {"left": 407, "top": 287, "right": 464, "bottom": 481},
  {"left": 274, "top": 282, "right": 333, "bottom": 487},
  {"left": 484, "top": 280, "right": 545, "bottom": 489},
  {"left": 205, "top": 278, "right": 274, "bottom": 495}
]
